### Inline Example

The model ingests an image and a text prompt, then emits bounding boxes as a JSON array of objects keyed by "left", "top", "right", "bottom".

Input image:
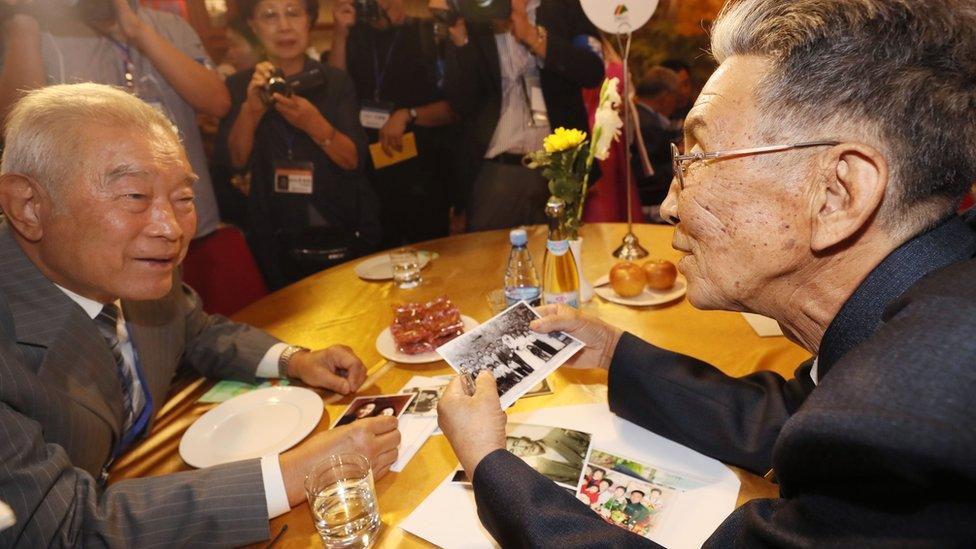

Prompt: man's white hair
[
  {"left": 1, "top": 83, "right": 181, "bottom": 203},
  {"left": 710, "top": 0, "right": 976, "bottom": 235}
]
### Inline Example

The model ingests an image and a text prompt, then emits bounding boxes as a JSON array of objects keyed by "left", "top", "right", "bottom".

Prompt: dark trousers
[{"left": 468, "top": 161, "right": 548, "bottom": 231}]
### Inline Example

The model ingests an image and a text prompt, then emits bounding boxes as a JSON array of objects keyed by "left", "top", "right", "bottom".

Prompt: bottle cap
[{"left": 509, "top": 228, "right": 528, "bottom": 246}]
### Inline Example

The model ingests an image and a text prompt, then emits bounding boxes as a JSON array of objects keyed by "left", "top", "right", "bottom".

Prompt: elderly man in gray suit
[
  {"left": 437, "top": 0, "right": 976, "bottom": 546},
  {"left": 0, "top": 84, "right": 400, "bottom": 547}
]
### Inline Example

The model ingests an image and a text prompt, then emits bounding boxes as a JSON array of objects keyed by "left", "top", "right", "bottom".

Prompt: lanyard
[
  {"left": 95, "top": 26, "right": 138, "bottom": 93},
  {"left": 371, "top": 27, "right": 402, "bottom": 102},
  {"left": 274, "top": 115, "right": 299, "bottom": 160}
]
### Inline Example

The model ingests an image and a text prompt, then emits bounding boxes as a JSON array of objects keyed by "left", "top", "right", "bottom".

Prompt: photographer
[
  {"left": 328, "top": 0, "right": 461, "bottom": 245},
  {"left": 0, "top": 0, "right": 227, "bottom": 238},
  {"left": 219, "top": 0, "right": 381, "bottom": 290},
  {"left": 441, "top": 0, "right": 604, "bottom": 231}
]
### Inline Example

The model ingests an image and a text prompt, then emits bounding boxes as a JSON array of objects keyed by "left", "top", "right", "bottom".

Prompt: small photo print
[
  {"left": 578, "top": 449, "right": 706, "bottom": 539},
  {"left": 453, "top": 422, "right": 593, "bottom": 489},
  {"left": 437, "top": 301, "right": 583, "bottom": 409},
  {"left": 402, "top": 385, "right": 446, "bottom": 416},
  {"left": 521, "top": 377, "right": 553, "bottom": 399},
  {"left": 332, "top": 393, "right": 416, "bottom": 427}
]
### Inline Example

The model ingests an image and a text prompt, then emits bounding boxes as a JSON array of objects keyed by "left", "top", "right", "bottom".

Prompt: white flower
[{"left": 589, "top": 77, "right": 623, "bottom": 161}]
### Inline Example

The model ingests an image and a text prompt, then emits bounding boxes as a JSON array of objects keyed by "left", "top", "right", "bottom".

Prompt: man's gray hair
[
  {"left": 636, "top": 66, "right": 679, "bottom": 99},
  {"left": 1, "top": 83, "right": 180, "bottom": 201},
  {"left": 711, "top": 0, "right": 976, "bottom": 233}
]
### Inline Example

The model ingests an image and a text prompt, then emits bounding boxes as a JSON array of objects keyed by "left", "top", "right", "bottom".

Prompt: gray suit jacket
[{"left": 0, "top": 224, "right": 282, "bottom": 547}]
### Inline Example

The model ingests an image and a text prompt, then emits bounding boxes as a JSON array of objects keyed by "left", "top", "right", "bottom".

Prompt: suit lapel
[
  {"left": 0, "top": 225, "right": 123, "bottom": 440},
  {"left": 123, "top": 296, "right": 176, "bottom": 422}
]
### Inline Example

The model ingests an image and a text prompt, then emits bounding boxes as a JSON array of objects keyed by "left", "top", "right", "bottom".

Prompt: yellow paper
[{"left": 369, "top": 132, "right": 418, "bottom": 169}]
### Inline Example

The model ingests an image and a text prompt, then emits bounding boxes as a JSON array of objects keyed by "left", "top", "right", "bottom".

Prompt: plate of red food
[{"left": 375, "top": 296, "right": 478, "bottom": 364}]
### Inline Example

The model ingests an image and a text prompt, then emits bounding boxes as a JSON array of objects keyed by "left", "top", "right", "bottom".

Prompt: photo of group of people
[
  {"left": 454, "top": 423, "right": 593, "bottom": 489},
  {"left": 437, "top": 302, "right": 582, "bottom": 408},
  {"left": 332, "top": 393, "right": 415, "bottom": 427},
  {"left": 576, "top": 449, "right": 699, "bottom": 539}
]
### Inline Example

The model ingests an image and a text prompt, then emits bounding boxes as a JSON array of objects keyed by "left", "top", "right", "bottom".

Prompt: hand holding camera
[{"left": 243, "top": 61, "right": 276, "bottom": 117}]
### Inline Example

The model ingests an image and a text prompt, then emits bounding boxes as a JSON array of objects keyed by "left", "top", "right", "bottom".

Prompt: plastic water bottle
[{"left": 504, "top": 228, "right": 542, "bottom": 306}]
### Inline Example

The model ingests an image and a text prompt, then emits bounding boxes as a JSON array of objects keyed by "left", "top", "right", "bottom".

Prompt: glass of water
[
  {"left": 305, "top": 454, "right": 381, "bottom": 548},
  {"left": 389, "top": 247, "right": 421, "bottom": 289}
]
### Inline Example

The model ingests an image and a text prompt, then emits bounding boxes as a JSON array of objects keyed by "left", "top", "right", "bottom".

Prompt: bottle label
[
  {"left": 546, "top": 239, "right": 570, "bottom": 256},
  {"left": 505, "top": 287, "right": 542, "bottom": 307},
  {"left": 543, "top": 291, "right": 579, "bottom": 308}
]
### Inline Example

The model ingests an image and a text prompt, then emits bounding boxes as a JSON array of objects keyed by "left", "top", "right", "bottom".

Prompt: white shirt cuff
[
  {"left": 255, "top": 342, "right": 290, "bottom": 379},
  {"left": 260, "top": 455, "right": 292, "bottom": 519}
]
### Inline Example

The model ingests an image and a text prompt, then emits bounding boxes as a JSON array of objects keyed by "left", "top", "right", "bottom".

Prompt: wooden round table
[{"left": 112, "top": 223, "right": 810, "bottom": 548}]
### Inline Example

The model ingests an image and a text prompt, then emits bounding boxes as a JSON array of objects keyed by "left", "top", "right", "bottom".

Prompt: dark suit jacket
[
  {"left": 0, "top": 224, "right": 282, "bottom": 547},
  {"left": 469, "top": 211, "right": 976, "bottom": 547},
  {"left": 634, "top": 103, "right": 680, "bottom": 206},
  {"left": 442, "top": 0, "right": 604, "bottom": 210}
]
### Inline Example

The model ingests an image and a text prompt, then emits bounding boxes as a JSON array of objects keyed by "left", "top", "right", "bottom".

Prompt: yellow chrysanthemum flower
[{"left": 543, "top": 127, "right": 587, "bottom": 153}]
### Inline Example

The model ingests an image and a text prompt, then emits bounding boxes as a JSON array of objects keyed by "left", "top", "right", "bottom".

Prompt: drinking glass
[
  {"left": 305, "top": 454, "right": 380, "bottom": 548},
  {"left": 390, "top": 247, "right": 421, "bottom": 289}
]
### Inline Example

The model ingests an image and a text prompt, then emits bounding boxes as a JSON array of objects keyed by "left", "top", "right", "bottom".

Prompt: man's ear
[
  {"left": 0, "top": 173, "right": 49, "bottom": 242},
  {"left": 809, "top": 144, "right": 888, "bottom": 252}
]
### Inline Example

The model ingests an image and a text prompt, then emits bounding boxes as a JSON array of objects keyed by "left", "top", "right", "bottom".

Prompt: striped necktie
[{"left": 94, "top": 303, "right": 137, "bottom": 434}]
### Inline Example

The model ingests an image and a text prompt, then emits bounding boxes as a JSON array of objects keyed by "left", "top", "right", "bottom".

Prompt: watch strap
[{"left": 278, "top": 345, "right": 309, "bottom": 379}]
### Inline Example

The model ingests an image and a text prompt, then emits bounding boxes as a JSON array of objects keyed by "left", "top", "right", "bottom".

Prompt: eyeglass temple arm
[{"left": 677, "top": 140, "right": 840, "bottom": 162}]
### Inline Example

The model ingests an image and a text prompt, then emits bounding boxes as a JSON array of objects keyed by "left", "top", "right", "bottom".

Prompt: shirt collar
[
  {"left": 54, "top": 283, "right": 119, "bottom": 321},
  {"left": 818, "top": 212, "right": 976, "bottom": 376}
]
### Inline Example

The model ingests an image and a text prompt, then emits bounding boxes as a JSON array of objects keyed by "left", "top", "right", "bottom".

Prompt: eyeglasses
[
  {"left": 255, "top": 5, "right": 307, "bottom": 26},
  {"left": 670, "top": 140, "right": 840, "bottom": 190}
]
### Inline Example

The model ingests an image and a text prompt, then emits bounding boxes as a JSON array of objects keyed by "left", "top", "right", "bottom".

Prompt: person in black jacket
[
  {"left": 441, "top": 0, "right": 603, "bottom": 231},
  {"left": 218, "top": 0, "right": 382, "bottom": 289},
  {"left": 436, "top": 0, "right": 976, "bottom": 546}
]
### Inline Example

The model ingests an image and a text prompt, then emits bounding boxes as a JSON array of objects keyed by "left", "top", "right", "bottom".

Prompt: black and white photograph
[
  {"left": 332, "top": 393, "right": 416, "bottom": 427},
  {"left": 436, "top": 301, "right": 583, "bottom": 409},
  {"left": 453, "top": 422, "right": 593, "bottom": 489}
]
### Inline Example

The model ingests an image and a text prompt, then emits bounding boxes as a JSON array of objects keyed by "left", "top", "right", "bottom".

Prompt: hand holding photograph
[{"left": 436, "top": 301, "right": 583, "bottom": 409}]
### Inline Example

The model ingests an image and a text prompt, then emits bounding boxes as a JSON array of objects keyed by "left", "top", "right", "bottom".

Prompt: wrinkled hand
[
  {"left": 243, "top": 61, "right": 275, "bottom": 117},
  {"left": 437, "top": 371, "right": 507, "bottom": 475},
  {"left": 530, "top": 304, "right": 623, "bottom": 370},
  {"left": 378, "top": 108, "right": 410, "bottom": 156},
  {"left": 287, "top": 345, "right": 367, "bottom": 395},
  {"left": 279, "top": 416, "right": 400, "bottom": 506},
  {"left": 332, "top": 0, "right": 355, "bottom": 33},
  {"left": 273, "top": 93, "right": 325, "bottom": 134}
]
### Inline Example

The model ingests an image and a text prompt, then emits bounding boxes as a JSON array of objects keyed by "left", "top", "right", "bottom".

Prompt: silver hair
[
  {"left": 710, "top": 0, "right": 976, "bottom": 235},
  {"left": 1, "top": 83, "right": 181, "bottom": 205}
]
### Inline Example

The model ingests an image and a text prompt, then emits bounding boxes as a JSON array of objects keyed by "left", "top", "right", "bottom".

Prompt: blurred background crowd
[{"left": 2, "top": 0, "right": 972, "bottom": 301}]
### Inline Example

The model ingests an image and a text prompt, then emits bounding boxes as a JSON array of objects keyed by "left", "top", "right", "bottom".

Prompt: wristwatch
[
  {"left": 408, "top": 107, "right": 419, "bottom": 123},
  {"left": 278, "top": 345, "right": 309, "bottom": 379}
]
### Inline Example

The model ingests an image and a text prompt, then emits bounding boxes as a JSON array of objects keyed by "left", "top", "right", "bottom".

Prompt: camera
[
  {"left": 448, "top": 0, "right": 510, "bottom": 24},
  {"left": 353, "top": 0, "right": 381, "bottom": 23},
  {"left": 261, "top": 66, "right": 327, "bottom": 104}
]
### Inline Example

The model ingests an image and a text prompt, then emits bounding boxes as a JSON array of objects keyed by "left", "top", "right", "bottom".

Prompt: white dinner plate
[
  {"left": 593, "top": 274, "right": 687, "bottom": 307},
  {"left": 375, "top": 315, "right": 479, "bottom": 364},
  {"left": 355, "top": 251, "right": 432, "bottom": 281},
  {"left": 179, "top": 386, "right": 323, "bottom": 468}
]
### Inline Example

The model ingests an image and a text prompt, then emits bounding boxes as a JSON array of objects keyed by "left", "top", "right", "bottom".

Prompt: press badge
[
  {"left": 273, "top": 160, "right": 314, "bottom": 194},
  {"left": 522, "top": 73, "right": 549, "bottom": 126},
  {"left": 359, "top": 100, "right": 395, "bottom": 130}
]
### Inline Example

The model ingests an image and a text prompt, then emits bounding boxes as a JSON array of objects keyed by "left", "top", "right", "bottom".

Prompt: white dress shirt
[
  {"left": 484, "top": 0, "right": 551, "bottom": 158},
  {"left": 55, "top": 285, "right": 292, "bottom": 518}
]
